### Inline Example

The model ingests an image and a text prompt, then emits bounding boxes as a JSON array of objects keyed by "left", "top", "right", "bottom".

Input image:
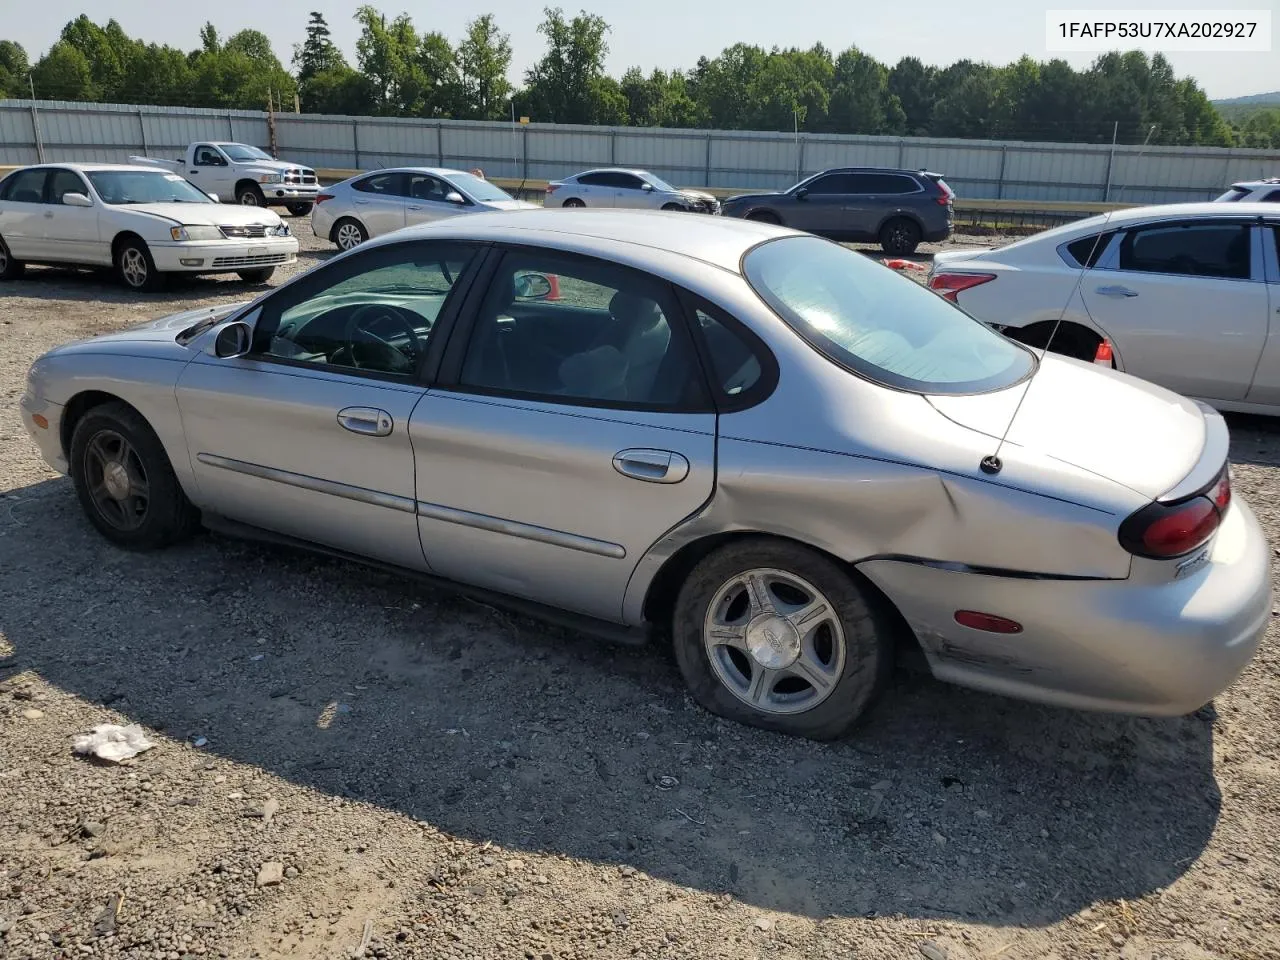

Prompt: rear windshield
[
  {"left": 1214, "top": 187, "right": 1250, "bottom": 202},
  {"left": 742, "top": 236, "right": 1034, "bottom": 395}
]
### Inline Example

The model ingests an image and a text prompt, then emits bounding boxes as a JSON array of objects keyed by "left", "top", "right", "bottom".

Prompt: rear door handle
[
  {"left": 354, "top": 199, "right": 370, "bottom": 205},
  {"left": 337, "top": 407, "right": 393, "bottom": 437},
  {"left": 613, "top": 449, "right": 690, "bottom": 484},
  {"left": 1096, "top": 285, "right": 1138, "bottom": 298}
]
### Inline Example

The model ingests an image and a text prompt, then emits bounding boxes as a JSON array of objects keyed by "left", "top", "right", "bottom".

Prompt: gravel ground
[{"left": 1, "top": 218, "right": 1278, "bottom": 960}]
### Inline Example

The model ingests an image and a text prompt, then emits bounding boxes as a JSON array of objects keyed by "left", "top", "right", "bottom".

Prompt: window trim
[
  {"left": 193, "top": 144, "right": 226, "bottom": 167},
  {"left": 1058, "top": 229, "right": 1120, "bottom": 269},
  {"left": 849, "top": 173, "right": 924, "bottom": 196},
  {"left": 45, "top": 167, "right": 91, "bottom": 205},
  {"left": 436, "top": 244, "right": 716, "bottom": 414},
  {"left": 242, "top": 238, "right": 488, "bottom": 386},
  {"left": 675, "top": 289, "right": 779, "bottom": 414},
  {"left": 1262, "top": 222, "right": 1280, "bottom": 285},
  {"left": 1115, "top": 218, "right": 1259, "bottom": 283}
]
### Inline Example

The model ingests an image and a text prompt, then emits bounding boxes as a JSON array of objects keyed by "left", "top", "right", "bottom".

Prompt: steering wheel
[{"left": 342, "top": 303, "right": 423, "bottom": 374}]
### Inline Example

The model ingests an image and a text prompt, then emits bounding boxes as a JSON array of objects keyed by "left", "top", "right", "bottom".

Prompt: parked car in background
[
  {"left": 130, "top": 142, "right": 319, "bottom": 214},
  {"left": 19, "top": 210, "right": 1267, "bottom": 740},
  {"left": 546, "top": 168, "right": 720, "bottom": 214},
  {"left": 312, "top": 167, "right": 537, "bottom": 251},
  {"left": 1214, "top": 178, "right": 1280, "bottom": 203},
  {"left": 927, "top": 203, "right": 1280, "bottom": 415},
  {"left": 0, "top": 163, "right": 296, "bottom": 290},
  {"left": 719, "top": 167, "right": 954, "bottom": 254}
]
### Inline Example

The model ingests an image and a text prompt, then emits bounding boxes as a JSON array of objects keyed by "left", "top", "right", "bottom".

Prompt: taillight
[
  {"left": 928, "top": 272, "right": 996, "bottom": 302},
  {"left": 545, "top": 183, "right": 559, "bottom": 194},
  {"left": 315, "top": 193, "right": 334, "bottom": 204},
  {"left": 932, "top": 180, "right": 954, "bottom": 206},
  {"left": 1118, "top": 466, "right": 1230, "bottom": 559}
]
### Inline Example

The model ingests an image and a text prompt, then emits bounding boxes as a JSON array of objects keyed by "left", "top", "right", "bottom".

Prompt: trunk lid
[{"left": 927, "top": 354, "right": 1208, "bottom": 500}]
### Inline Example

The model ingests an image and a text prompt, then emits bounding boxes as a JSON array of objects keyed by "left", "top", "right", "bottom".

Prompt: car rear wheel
[
  {"left": 286, "top": 202, "right": 313, "bottom": 217},
  {"left": 746, "top": 210, "right": 780, "bottom": 224},
  {"left": 673, "top": 538, "right": 893, "bottom": 740},
  {"left": 69, "top": 402, "right": 199, "bottom": 550},
  {"left": 236, "top": 184, "right": 265, "bottom": 206},
  {"left": 333, "top": 218, "right": 367, "bottom": 251},
  {"left": 237, "top": 267, "right": 275, "bottom": 284},
  {"left": 562, "top": 198, "right": 585, "bottom": 208},
  {"left": 879, "top": 217, "right": 922, "bottom": 255},
  {"left": 115, "top": 239, "right": 165, "bottom": 292},
  {"left": 0, "top": 236, "right": 25, "bottom": 281}
]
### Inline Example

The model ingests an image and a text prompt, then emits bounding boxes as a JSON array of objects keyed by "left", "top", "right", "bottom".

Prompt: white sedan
[
  {"left": 0, "top": 163, "right": 297, "bottom": 291},
  {"left": 546, "top": 168, "right": 720, "bottom": 213},
  {"left": 311, "top": 167, "right": 537, "bottom": 251},
  {"left": 927, "top": 202, "right": 1280, "bottom": 414}
]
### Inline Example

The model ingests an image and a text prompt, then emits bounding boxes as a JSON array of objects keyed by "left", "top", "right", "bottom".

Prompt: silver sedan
[
  {"left": 311, "top": 166, "right": 537, "bottom": 251},
  {"left": 21, "top": 210, "right": 1270, "bottom": 740}
]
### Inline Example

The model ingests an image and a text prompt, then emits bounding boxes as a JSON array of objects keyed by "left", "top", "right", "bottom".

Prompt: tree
[
  {"left": 303, "top": 65, "right": 375, "bottom": 115},
  {"left": 294, "top": 12, "right": 344, "bottom": 87},
  {"left": 888, "top": 57, "right": 935, "bottom": 136},
  {"left": 457, "top": 14, "right": 512, "bottom": 120},
  {"left": 522, "top": 7, "right": 615, "bottom": 124},
  {"left": 829, "top": 46, "right": 902, "bottom": 134},
  {"left": 0, "top": 40, "right": 29, "bottom": 98},
  {"left": 30, "top": 41, "right": 95, "bottom": 100}
]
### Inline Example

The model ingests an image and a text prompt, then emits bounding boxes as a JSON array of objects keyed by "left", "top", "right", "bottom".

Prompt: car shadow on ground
[
  {"left": 0, "top": 475, "right": 1220, "bottom": 925},
  {"left": 1226, "top": 413, "right": 1280, "bottom": 467}
]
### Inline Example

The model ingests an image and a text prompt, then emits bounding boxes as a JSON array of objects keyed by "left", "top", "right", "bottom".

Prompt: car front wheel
[
  {"left": 236, "top": 184, "right": 265, "bottom": 206},
  {"left": 115, "top": 239, "right": 165, "bottom": 292},
  {"left": 673, "top": 538, "right": 892, "bottom": 740},
  {"left": 69, "top": 401, "right": 199, "bottom": 550}
]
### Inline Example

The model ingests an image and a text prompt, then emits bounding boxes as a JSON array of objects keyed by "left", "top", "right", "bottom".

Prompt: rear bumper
[
  {"left": 858, "top": 496, "right": 1270, "bottom": 715},
  {"left": 923, "top": 221, "right": 953, "bottom": 243},
  {"left": 149, "top": 238, "right": 298, "bottom": 273}
]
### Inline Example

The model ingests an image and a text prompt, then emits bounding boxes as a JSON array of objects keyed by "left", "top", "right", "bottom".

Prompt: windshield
[
  {"left": 1214, "top": 187, "right": 1250, "bottom": 202},
  {"left": 642, "top": 172, "right": 678, "bottom": 192},
  {"left": 743, "top": 236, "right": 1035, "bottom": 395},
  {"left": 221, "top": 143, "right": 274, "bottom": 162},
  {"left": 448, "top": 172, "right": 513, "bottom": 203},
  {"left": 88, "top": 171, "right": 214, "bottom": 205}
]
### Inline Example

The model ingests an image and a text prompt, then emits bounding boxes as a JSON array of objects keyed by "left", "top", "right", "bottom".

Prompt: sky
[{"left": 3, "top": 0, "right": 1278, "bottom": 100}]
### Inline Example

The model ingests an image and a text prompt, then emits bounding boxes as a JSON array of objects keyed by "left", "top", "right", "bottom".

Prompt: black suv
[{"left": 720, "top": 167, "right": 954, "bottom": 254}]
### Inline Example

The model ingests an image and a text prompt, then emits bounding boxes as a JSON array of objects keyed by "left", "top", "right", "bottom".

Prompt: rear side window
[
  {"left": 1065, "top": 231, "right": 1116, "bottom": 268},
  {"left": 353, "top": 173, "right": 403, "bottom": 195},
  {"left": 2, "top": 169, "right": 48, "bottom": 203},
  {"left": 1119, "top": 222, "right": 1251, "bottom": 280},
  {"left": 859, "top": 173, "right": 919, "bottom": 194},
  {"left": 1214, "top": 187, "right": 1250, "bottom": 202},
  {"left": 743, "top": 235, "right": 1034, "bottom": 395},
  {"left": 682, "top": 296, "right": 776, "bottom": 409},
  {"left": 577, "top": 172, "right": 611, "bottom": 186}
]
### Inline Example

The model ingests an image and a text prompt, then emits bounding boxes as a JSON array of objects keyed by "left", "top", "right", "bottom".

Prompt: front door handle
[
  {"left": 337, "top": 407, "right": 393, "bottom": 437},
  {"left": 1096, "top": 285, "right": 1138, "bottom": 298},
  {"left": 613, "top": 448, "right": 689, "bottom": 484},
  {"left": 407, "top": 205, "right": 423, "bottom": 211}
]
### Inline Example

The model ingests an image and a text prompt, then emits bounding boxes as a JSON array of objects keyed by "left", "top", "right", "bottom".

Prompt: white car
[
  {"left": 926, "top": 202, "right": 1280, "bottom": 414},
  {"left": 311, "top": 167, "right": 537, "bottom": 251},
  {"left": 0, "top": 163, "right": 297, "bottom": 291},
  {"left": 546, "top": 168, "right": 720, "bottom": 213},
  {"left": 1215, "top": 178, "right": 1280, "bottom": 204}
]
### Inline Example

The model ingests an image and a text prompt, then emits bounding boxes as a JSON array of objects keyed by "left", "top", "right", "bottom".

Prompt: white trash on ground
[{"left": 72, "top": 724, "right": 156, "bottom": 763}]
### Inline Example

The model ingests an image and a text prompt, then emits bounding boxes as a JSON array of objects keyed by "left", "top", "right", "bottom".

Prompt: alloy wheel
[
  {"left": 702, "top": 568, "right": 846, "bottom": 715},
  {"left": 83, "top": 429, "right": 150, "bottom": 531},
  {"left": 121, "top": 248, "right": 148, "bottom": 288},
  {"left": 336, "top": 223, "right": 363, "bottom": 250}
]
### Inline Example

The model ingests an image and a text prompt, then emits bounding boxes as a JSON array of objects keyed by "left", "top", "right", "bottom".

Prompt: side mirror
[
  {"left": 446, "top": 191, "right": 466, "bottom": 204},
  {"left": 62, "top": 192, "right": 92, "bottom": 207},
  {"left": 641, "top": 183, "right": 654, "bottom": 191},
  {"left": 795, "top": 187, "right": 809, "bottom": 200},
  {"left": 206, "top": 192, "right": 220, "bottom": 203},
  {"left": 513, "top": 272, "right": 554, "bottom": 300},
  {"left": 213, "top": 321, "right": 253, "bottom": 359}
]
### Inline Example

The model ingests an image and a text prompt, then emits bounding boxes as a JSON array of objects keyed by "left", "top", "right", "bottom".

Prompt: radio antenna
[{"left": 979, "top": 123, "right": 1158, "bottom": 476}]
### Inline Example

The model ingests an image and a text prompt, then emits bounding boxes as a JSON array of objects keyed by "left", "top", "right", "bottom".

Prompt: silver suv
[
  {"left": 720, "top": 167, "right": 954, "bottom": 255},
  {"left": 1214, "top": 178, "right": 1280, "bottom": 203}
]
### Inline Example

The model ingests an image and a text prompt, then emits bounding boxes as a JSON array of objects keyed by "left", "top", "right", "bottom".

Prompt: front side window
[
  {"left": 643, "top": 173, "right": 678, "bottom": 192},
  {"left": 743, "top": 235, "right": 1034, "bottom": 395},
  {"left": 194, "top": 145, "right": 225, "bottom": 166},
  {"left": 803, "top": 173, "right": 857, "bottom": 195},
  {"left": 403, "top": 174, "right": 451, "bottom": 202},
  {"left": 3, "top": 169, "right": 49, "bottom": 203},
  {"left": 1262, "top": 190, "right": 1280, "bottom": 203},
  {"left": 614, "top": 173, "right": 646, "bottom": 190},
  {"left": 86, "top": 171, "right": 213, "bottom": 205},
  {"left": 459, "top": 251, "right": 703, "bottom": 408},
  {"left": 1119, "top": 222, "right": 1251, "bottom": 280},
  {"left": 252, "top": 242, "right": 476, "bottom": 378},
  {"left": 48, "top": 169, "right": 89, "bottom": 203}
]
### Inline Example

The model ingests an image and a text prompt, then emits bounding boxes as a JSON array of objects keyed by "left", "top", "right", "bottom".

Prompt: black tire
[
  {"left": 286, "top": 202, "right": 313, "bottom": 217},
  {"left": 331, "top": 217, "right": 368, "bottom": 252},
  {"left": 236, "top": 183, "right": 265, "bottom": 206},
  {"left": 562, "top": 197, "right": 585, "bottom": 208},
  {"left": 0, "top": 235, "right": 25, "bottom": 281},
  {"left": 237, "top": 267, "right": 276, "bottom": 284},
  {"left": 673, "top": 538, "right": 893, "bottom": 741},
  {"left": 69, "top": 401, "right": 199, "bottom": 550},
  {"left": 879, "top": 217, "right": 922, "bottom": 256},
  {"left": 661, "top": 202, "right": 683, "bottom": 211},
  {"left": 746, "top": 210, "right": 781, "bottom": 224},
  {"left": 114, "top": 238, "right": 165, "bottom": 292}
]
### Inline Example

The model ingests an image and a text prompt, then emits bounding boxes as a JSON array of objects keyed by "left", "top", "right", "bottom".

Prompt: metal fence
[{"left": 2, "top": 98, "right": 1278, "bottom": 205}]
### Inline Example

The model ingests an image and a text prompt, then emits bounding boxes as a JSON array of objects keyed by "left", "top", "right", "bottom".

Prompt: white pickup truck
[{"left": 129, "top": 142, "right": 320, "bottom": 215}]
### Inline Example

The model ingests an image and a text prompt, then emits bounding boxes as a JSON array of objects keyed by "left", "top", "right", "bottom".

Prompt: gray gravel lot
[{"left": 0, "top": 218, "right": 1278, "bottom": 960}]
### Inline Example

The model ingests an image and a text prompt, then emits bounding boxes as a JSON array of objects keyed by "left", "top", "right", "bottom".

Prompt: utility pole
[{"left": 29, "top": 73, "right": 45, "bottom": 163}]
